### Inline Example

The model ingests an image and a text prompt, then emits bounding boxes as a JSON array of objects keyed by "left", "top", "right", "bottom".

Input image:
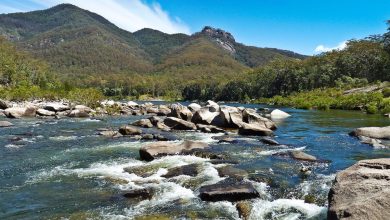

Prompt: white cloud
[
  {"left": 314, "top": 41, "right": 347, "bottom": 54},
  {"left": 10, "top": 0, "right": 191, "bottom": 34}
]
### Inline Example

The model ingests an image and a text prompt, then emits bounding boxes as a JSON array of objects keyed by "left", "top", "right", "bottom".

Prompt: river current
[{"left": 1, "top": 102, "right": 389, "bottom": 219}]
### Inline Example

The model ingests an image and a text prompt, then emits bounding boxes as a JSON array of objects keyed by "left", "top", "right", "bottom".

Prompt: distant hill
[{"left": 0, "top": 4, "right": 307, "bottom": 86}]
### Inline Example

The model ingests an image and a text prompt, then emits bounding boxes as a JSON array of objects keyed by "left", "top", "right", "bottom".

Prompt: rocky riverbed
[{"left": 0, "top": 100, "right": 389, "bottom": 219}]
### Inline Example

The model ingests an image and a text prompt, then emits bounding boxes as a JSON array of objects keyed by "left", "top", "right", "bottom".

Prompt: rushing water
[{"left": 1, "top": 103, "right": 389, "bottom": 219}]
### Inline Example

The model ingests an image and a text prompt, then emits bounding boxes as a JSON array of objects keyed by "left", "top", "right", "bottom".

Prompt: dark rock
[
  {"left": 148, "top": 116, "right": 163, "bottom": 126},
  {"left": 260, "top": 137, "right": 279, "bottom": 145},
  {"left": 328, "top": 158, "right": 390, "bottom": 220},
  {"left": 123, "top": 188, "right": 152, "bottom": 200},
  {"left": 43, "top": 103, "right": 70, "bottom": 112},
  {"left": 238, "top": 123, "right": 273, "bottom": 136},
  {"left": 164, "top": 117, "right": 196, "bottom": 130},
  {"left": 162, "top": 164, "right": 201, "bottom": 178},
  {"left": 118, "top": 126, "right": 142, "bottom": 135},
  {"left": 139, "top": 140, "right": 209, "bottom": 161},
  {"left": 0, "top": 99, "right": 10, "bottom": 109},
  {"left": 199, "top": 181, "right": 260, "bottom": 202},
  {"left": 132, "top": 119, "right": 153, "bottom": 128},
  {"left": 141, "top": 134, "right": 154, "bottom": 140}
]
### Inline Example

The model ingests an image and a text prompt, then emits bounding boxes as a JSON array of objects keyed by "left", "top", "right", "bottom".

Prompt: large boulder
[
  {"left": 229, "top": 110, "right": 245, "bottom": 128},
  {"left": 68, "top": 109, "right": 89, "bottom": 118},
  {"left": 192, "top": 108, "right": 219, "bottom": 125},
  {"left": 157, "top": 105, "right": 171, "bottom": 116},
  {"left": 270, "top": 109, "right": 291, "bottom": 119},
  {"left": 74, "top": 105, "right": 92, "bottom": 113},
  {"left": 168, "top": 103, "right": 192, "bottom": 121},
  {"left": 238, "top": 123, "right": 273, "bottom": 136},
  {"left": 188, "top": 103, "right": 201, "bottom": 112},
  {"left": 44, "top": 103, "right": 70, "bottom": 112},
  {"left": 132, "top": 119, "right": 153, "bottom": 128},
  {"left": 127, "top": 101, "right": 139, "bottom": 108},
  {"left": 199, "top": 180, "right": 260, "bottom": 202},
  {"left": 350, "top": 126, "right": 390, "bottom": 140},
  {"left": 37, "top": 109, "right": 56, "bottom": 116},
  {"left": 242, "top": 109, "right": 277, "bottom": 130},
  {"left": 206, "top": 100, "right": 220, "bottom": 112},
  {"left": 0, "top": 121, "right": 13, "bottom": 127},
  {"left": 0, "top": 100, "right": 10, "bottom": 110},
  {"left": 196, "top": 124, "right": 225, "bottom": 133},
  {"left": 328, "top": 158, "right": 390, "bottom": 220},
  {"left": 164, "top": 117, "right": 196, "bottom": 130},
  {"left": 139, "top": 140, "right": 209, "bottom": 161},
  {"left": 118, "top": 126, "right": 142, "bottom": 136},
  {"left": 4, "top": 106, "right": 37, "bottom": 118}
]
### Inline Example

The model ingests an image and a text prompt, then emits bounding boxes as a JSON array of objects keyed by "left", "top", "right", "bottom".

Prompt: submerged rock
[
  {"left": 164, "top": 117, "right": 196, "bottom": 130},
  {"left": 217, "top": 166, "right": 248, "bottom": 180},
  {"left": 118, "top": 126, "right": 142, "bottom": 136},
  {"left": 350, "top": 126, "right": 390, "bottom": 140},
  {"left": 270, "top": 109, "right": 291, "bottom": 119},
  {"left": 289, "top": 150, "right": 317, "bottom": 162},
  {"left": 139, "top": 140, "right": 209, "bottom": 161},
  {"left": 328, "top": 158, "right": 390, "bottom": 220},
  {"left": 123, "top": 188, "right": 152, "bottom": 200},
  {"left": 260, "top": 137, "right": 279, "bottom": 145},
  {"left": 0, "top": 121, "right": 13, "bottom": 127},
  {"left": 199, "top": 180, "right": 260, "bottom": 202},
  {"left": 162, "top": 164, "right": 201, "bottom": 178},
  {"left": 238, "top": 123, "right": 273, "bottom": 136}
]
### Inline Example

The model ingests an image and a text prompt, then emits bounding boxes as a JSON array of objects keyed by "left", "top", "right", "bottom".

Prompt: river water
[{"left": 1, "top": 103, "right": 389, "bottom": 219}]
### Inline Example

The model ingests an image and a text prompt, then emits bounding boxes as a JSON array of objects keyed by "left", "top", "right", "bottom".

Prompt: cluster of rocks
[{"left": 350, "top": 126, "right": 390, "bottom": 148}]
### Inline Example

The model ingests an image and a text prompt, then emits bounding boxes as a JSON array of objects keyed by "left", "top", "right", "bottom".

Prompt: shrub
[{"left": 366, "top": 102, "right": 378, "bottom": 114}]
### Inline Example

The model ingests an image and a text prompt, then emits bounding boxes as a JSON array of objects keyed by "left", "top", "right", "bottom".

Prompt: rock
[
  {"left": 206, "top": 100, "right": 220, "bottom": 112},
  {"left": 217, "top": 166, "right": 248, "bottom": 180},
  {"left": 270, "top": 109, "right": 291, "bottom": 119},
  {"left": 168, "top": 103, "right": 192, "bottom": 121},
  {"left": 44, "top": 103, "right": 70, "bottom": 112},
  {"left": 162, "top": 164, "right": 201, "bottom": 178},
  {"left": 0, "top": 121, "right": 13, "bottom": 127},
  {"left": 141, "top": 134, "right": 154, "bottom": 140},
  {"left": 218, "top": 137, "right": 238, "bottom": 144},
  {"left": 139, "top": 140, "right": 209, "bottom": 161},
  {"left": 4, "top": 106, "right": 37, "bottom": 118},
  {"left": 153, "top": 134, "right": 168, "bottom": 141},
  {"left": 229, "top": 110, "right": 244, "bottom": 128},
  {"left": 127, "top": 101, "right": 138, "bottom": 107},
  {"left": 290, "top": 150, "right": 317, "bottom": 162},
  {"left": 146, "top": 116, "right": 161, "bottom": 126},
  {"left": 236, "top": 201, "right": 252, "bottom": 220},
  {"left": 0, "top": 99, "right": 10, "bottom": 109},
  {"left": 146, "top": 107, "right": 159, "bottom": 114},
  {"left": 98, "top": 130, "right": 120, "bottom": 137},
  {"left": 118, "top": 126, "right": 142, "bottom": 136},
  {"left": 350, "top": 126, "right": 390, "bottom": 140},
  {"left": 36, "top": 109, "right": 56, "bottom": 116},
  {"left": 157, "top": 105, "right": 171, "bottom": 116},
  {"left": 358, "top": 136, "right": 387, "bottom": 148},
  {"left": 242, "top": 109, "right": 277, "bottom": 130},
  {"left": 238, "top": 123, "right": 273, "bottom": 136},
  {"left": 328, "top": 158, "right": 390, "bottom": 220},
  {"left": 196, "top": 124, "right": 225, "bottom": 133},
  {"left": 132, "top": 119, "right": 153, "bottom": 128},
  {"left": 188, "top": 103, "right": 201, "bottom": 112},
  {"left": 75, "top": 105, "right": 92, "bottom": 113},
  {"left": 199, "top": 181, "right": 260, "bottom": 202},
  {"left": 192, "top": 108, "right": 219, "bottom": 125},
  {"left": 123, "top": 188, "right": 152, "bottom": 200},
  {"left": 164, "top": 117, "right": 196, "bottom": 130},
  {"left": 68, "top": 109, "right": 89, "bottom": 118},
  {"left": 260, "top": 137, "right": 279, "bottom": 145},
  {"left": 156, "top": 121, "right": 171, "bottom": 131}
]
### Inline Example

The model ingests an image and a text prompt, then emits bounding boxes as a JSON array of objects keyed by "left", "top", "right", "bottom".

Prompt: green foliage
[
  {"left": 67, "top": 88, "right": 104, "bottom": 108},
  {"left": 383, "top": 87, "right": 390, "bottom": 97}
]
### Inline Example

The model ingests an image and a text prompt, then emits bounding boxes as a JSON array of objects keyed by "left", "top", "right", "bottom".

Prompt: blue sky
[{"left": 0, "top": 0, "right": 389, "bottom": 55}]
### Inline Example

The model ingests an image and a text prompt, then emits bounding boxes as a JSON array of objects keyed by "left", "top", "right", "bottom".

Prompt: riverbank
[{"left": 255, "top": 82, "right": 390, "bottom": 116}]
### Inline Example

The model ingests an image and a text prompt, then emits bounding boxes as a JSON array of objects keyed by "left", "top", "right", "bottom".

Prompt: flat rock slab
[
  {"left": 162, "top": 164, "right": 201, "bottom": 178},
  {"left": 164, "top": 117, "right": 196, "bottom": 130},
  {"left": 328, "top": 158, "right": 390, "bottom": 220},
  {"left": 350, "top": 126, "right": 390, "bottom": 140},
  {"left": 290, "top": 150, "right": 317, "bottom": 162},
  {"left": 139, "top": 140, "right": 209, "bottom": 161},
  {"left": 217, "top": 166, "right": 248, "bottom": 180},
  {"left": 199, "top": 181, "right": 260, "bottom": 202},
  {"left": 238, "top": 123, "right": 273, "bottom": 136},
  {"left": 0, "top": 121, "right": 13, "bottom": 127}
]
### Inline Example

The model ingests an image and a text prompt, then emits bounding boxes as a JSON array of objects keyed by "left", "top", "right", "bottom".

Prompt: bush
[
  {"left": 67, "top": 88, "right": 104, "bottom": 108},
  {"left": 366, "top": 102, "right": 378, "bottom": 114},
  {"left": 383, "top": 87, "right": 390, "bottom": 97}
]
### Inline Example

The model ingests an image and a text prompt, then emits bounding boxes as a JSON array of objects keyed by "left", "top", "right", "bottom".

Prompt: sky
[{"left": 0, "top": 0, "right": 390, "bottom": 55}]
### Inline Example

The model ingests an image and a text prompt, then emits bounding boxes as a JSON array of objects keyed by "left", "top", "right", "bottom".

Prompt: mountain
[{"left": 0, "top": 4, "right": 306, "bottom": 87}]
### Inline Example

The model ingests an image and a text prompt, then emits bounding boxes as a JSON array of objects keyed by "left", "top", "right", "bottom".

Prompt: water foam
[{"left": 258, "top": 146, "right": 306, "bottom": 156}]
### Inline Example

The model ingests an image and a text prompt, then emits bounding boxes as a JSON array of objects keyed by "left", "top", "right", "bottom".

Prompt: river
[{"left": 1, "top": 103, "right": 389, "bottom": 219}]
